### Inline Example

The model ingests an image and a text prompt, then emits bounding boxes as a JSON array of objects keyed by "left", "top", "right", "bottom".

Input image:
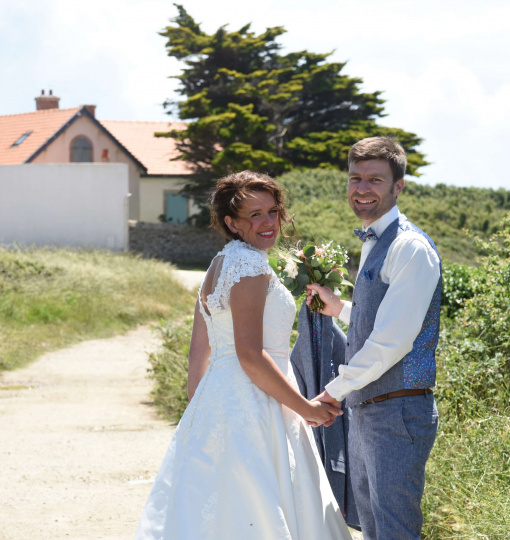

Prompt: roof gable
[
  {"left": 0, "top": 107, "right": 81, "bottom": 165},
  {"left": 0, "top": 107, "right": 147, "bottom": 172}
]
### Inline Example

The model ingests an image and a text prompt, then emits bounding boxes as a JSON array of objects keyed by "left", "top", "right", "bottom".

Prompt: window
[
  {"left": 11, "top": 131, "right": 32, "bottom": 147},
  {"left": 71, "top": 137, "right": 93, "bottom": 162},
  {"left": 164, "top": 193, "right": 187, "bottom": 223}
]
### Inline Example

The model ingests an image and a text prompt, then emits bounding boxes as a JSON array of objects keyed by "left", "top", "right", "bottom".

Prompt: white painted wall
[
  {"left": 139, "top": 176, "right": 200, "bottom": 223},
  {"left": 31, "top": 115, "right": 141, "bottom": 221},
  {"left": 0, "top": 164, "right": 129, "bottom": 250},
  {"left": 139, "top": 176, "right": 186, "bottom": 223}
]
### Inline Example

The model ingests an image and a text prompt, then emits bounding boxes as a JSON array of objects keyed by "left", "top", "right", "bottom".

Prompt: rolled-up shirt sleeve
[
  {"left": 338, "top": 302, "right": 352, "bottom": 325},
  {"left": 325, "top": 232, "right": 441, "bottom": 402}
]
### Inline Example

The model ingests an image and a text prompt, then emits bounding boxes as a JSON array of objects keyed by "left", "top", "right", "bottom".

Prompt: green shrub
[
  {"left": 437, "top": 215, "right": 510, "bottom": 422},
  {"left": 423, "top": 412, "right": 510, "bottom": 538},
  {"left": 147, "top": 317, "right": 193, "bottom": 422},
  {"left": 422, "top": 213, "right": 510, "bottom": 537},
  {"left": 440, "top": 261, "right": 478, "bottom": 319}
]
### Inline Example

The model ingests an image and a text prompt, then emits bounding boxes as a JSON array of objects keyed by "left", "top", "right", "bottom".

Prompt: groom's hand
[
  {"left": 304, "top": 401, "right": 342, "bottom": 428},
  {"left": 310, "top": 390, "right": 343, "bottom": 427},
  {"left": 313, "top": 390, "right": 342, "bottom": 408},
  {"left": 306, "top": 284, "right": 344, "bottom": 318}
]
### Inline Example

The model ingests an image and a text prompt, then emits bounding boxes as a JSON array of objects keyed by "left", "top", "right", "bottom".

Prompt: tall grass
[
  {"left": 423, "top": 410, "right": 510, "bottom": 538},
  {"left": 0, "top": 247, "right": 196, "bottom": 371},
  {"left": 147, "top": 317, "right": 194, "bottom": 423}
]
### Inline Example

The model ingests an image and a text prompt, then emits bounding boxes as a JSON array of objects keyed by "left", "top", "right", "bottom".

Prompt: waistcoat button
[
  {"left": 349, "top": 322, "right": 353, "bottom": 327},
  {"left": 346, "top": 342, "right": 350, "bottom": 347},
  {"left": 352, "top": 301, "right": 356, "bottom": 307}
]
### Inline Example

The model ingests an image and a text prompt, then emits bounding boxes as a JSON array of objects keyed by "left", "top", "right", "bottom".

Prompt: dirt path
[{"left": 0, "top": 325, "right": 174, "bottom": 540}]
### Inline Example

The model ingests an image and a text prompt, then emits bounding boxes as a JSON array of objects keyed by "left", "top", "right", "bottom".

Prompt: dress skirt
[{"left": 135, "top": 354, "right": 351, "bottom": 540}]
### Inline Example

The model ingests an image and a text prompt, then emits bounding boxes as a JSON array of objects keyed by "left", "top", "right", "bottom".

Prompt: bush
[
  {"left": 276, "top": 169, "right": 510, "bottom": 266},
  {"left": 440, "top": 261, "right": 477, "bottom": 319},
  {"left": 436, "top": 215, "right": 510, "bottom": 421},
  {"left": 147, "top": 317, "right": 193, "bottom": 422},
  {"left": 422, "top": 212, "right": 510, "bottom": 538}
]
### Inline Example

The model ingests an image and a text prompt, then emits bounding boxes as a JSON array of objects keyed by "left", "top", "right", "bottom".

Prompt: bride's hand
[
  {"left": 303, "top": 400, "right": 342, "bottom": 428},
  {"left": 306, "top": 283, "right": 345, "bottom": 318}
]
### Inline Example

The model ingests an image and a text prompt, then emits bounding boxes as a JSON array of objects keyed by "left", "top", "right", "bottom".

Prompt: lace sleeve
[{"left": 208, "top": 244, "right": 272, "bottom": 312}]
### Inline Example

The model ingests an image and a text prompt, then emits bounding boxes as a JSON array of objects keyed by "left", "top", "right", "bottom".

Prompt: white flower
[{"left": 284, "top": 259, "right": 298, "bottom": 279}]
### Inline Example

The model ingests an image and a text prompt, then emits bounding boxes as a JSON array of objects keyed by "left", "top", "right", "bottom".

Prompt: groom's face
[{"left": 348, "top": 159, "right": 404, "bottom": 226}]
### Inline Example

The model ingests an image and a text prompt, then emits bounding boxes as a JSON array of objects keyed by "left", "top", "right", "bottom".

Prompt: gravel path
[{"left": 0, "top": 268, "right": 362, "bottom": 539}]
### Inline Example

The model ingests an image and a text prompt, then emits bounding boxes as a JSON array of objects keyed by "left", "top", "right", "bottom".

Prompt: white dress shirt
[{"left": 325, "top": 205, "right": 441, "bottom": 401}]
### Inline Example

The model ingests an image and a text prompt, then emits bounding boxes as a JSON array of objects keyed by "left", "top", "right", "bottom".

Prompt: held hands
[
  {"left": 306, "top": 390, "right": 343, "bottom": 427},
  {"left": 305, "top": 283, "right": 344, "bottom": 318},
  {"left": 312, "top": 389, "right": 342, "bottom": 407},
  {"left": 303, "top": 398, "right": 343, "bottom": 428}
]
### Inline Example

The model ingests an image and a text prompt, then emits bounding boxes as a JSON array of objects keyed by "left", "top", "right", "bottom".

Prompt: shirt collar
[{"left": 364, "top": 205, "right": 399, "bottom": 238}]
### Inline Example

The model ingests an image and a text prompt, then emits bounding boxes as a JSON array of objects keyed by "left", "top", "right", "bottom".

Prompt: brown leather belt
[{"left": 361, "top": 388, "right": 433, "bottom": 405}]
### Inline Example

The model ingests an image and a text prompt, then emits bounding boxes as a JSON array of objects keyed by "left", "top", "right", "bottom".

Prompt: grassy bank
[
  {"left": 423, "top": 410, "right": 509, "bottom": 538},
  {"left": 0, "top": 247, "right": 196, "bottom": 371}
]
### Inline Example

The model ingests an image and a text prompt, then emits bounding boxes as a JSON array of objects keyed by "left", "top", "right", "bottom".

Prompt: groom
[{"left": 308, "top": 136, "right": 441, "bottom": 539}]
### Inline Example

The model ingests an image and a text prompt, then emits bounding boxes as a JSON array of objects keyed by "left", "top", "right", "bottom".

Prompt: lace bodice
[{"left": 198, "top": 240, "right": 296, "bottom": 362}]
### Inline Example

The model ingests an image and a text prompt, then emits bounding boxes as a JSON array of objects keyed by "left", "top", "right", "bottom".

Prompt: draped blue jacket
[{"left": 290, "top": 303, "right": 360, "bottom": 530}]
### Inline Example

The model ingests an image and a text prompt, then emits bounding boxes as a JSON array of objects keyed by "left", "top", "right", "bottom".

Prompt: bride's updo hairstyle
[{"left": 210, "top": 170, "right": 292, "bottom": 241}]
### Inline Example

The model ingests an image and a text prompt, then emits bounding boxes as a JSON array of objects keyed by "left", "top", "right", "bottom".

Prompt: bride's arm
[
  {"left": 188, "top": 299, "right": 211, "bottom": 400},
  {"left": 231, "top": 275, "right": 341, "bottom": 427}
]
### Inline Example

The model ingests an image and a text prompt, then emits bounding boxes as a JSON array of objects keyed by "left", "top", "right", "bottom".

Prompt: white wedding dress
[{"left": 135, "top": 240, "right": 352, "bottom": 540}]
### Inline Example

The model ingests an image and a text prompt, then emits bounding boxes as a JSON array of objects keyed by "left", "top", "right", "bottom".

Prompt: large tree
[{"left": 158, "top": 5, "right": 428, "bottom": 206}]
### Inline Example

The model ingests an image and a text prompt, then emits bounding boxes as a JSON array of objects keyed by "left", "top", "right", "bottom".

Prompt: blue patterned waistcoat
[{"left": 344, "top": 215, "right": 442, "bottom": 408}]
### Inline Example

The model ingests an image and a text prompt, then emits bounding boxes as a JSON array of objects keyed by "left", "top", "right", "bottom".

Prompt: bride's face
[{"left": 225, "top": 191, "right": 280, "bottom": 251}]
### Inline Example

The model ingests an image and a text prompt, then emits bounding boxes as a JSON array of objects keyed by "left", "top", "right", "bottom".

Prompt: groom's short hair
[{"left": 348, "top": 136, "right": 407, "bottom": 182}]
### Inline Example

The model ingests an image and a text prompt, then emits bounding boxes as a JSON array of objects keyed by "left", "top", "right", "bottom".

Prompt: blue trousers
[{"left": 348, "top": 393, "right": 438, "bottom": 539}]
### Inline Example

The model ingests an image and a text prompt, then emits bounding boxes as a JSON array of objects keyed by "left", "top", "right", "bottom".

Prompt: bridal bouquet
[{"left": 269, "top": 240, "right": 352, "bottom": 313}]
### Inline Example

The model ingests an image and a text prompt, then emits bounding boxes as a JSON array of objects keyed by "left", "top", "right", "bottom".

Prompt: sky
[{"left": 1, "top": 0, "right": 510, "bottom": 190}]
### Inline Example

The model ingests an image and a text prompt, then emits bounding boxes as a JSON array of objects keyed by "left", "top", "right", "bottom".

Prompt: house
[
  {"left": 101, "top": 119, "right": 198, "bottom": 223},
  {"left": 0, "top": 90, "right": 196, "bottom": 223}
]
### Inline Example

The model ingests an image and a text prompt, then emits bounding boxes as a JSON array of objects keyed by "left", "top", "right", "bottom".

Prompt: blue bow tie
[{"left": 354, "top": 227, "right": 378, "bottom": 242}]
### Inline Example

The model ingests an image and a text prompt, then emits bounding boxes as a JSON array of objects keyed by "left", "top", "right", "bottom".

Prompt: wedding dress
[{"left": 135, "top": 240, "right": 352, "bottom": 540}]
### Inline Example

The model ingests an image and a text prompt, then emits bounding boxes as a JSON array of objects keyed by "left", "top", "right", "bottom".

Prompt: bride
[{"left": 135, "top": 171, "right": 352, "bottom": 539}]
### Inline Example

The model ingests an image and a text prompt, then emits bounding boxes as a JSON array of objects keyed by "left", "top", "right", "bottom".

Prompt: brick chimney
[
  {"left": 35, "top": 89, "right": 60, "bottom": 111},
  {"left": 83, "top": 105, "right": 96, "bottom": 117}
]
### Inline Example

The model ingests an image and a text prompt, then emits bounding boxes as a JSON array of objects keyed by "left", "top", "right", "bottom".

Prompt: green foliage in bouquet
[{"left": 269, "top": 240, "right": 352, "bottom": 312}]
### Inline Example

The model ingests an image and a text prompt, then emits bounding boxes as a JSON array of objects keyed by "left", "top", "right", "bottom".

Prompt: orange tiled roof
[
  {"left": 100, "top": 120, "right": 195, "bottom": 176},
  {"left": 0, "top": 107, "right": 81, "bottom": 164}
]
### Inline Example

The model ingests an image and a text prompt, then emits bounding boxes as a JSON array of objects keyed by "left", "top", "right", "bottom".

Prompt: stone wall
[{"left": 129, "top": 221, "right": 226, "bottom": 265}]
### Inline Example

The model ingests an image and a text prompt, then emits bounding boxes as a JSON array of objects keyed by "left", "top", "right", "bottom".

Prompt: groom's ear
[{"left": 394, "top": 178, "right": 405, "bottom": 198}]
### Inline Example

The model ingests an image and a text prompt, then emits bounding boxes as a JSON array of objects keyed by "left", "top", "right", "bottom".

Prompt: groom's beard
[{"left": 349, "top": 189, "right": 398, "bottom": 224}]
